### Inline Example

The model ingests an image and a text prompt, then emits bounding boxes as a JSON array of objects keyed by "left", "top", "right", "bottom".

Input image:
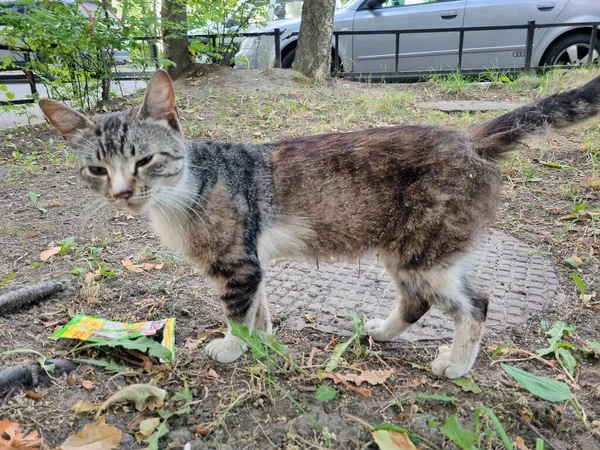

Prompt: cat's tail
[{"left": 471, "top": 73, "right": 600, "bottom": 159}]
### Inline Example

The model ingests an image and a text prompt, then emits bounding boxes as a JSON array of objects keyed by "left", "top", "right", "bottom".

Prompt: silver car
[{"left": 235, "top": 0, "right": 600, "bottom": 73}]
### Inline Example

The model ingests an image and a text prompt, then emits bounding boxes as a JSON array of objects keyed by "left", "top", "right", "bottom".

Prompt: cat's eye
[
  {"left": 135, "top": 155, "right": 154, "bottom": 168},
  {"left": 88, "top": 166, "right": 108, "bottom": 176}
]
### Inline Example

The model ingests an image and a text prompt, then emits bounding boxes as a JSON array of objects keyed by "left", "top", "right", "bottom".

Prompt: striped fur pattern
[{"left": 39, "top": 70, "right": 600, "bottom": 377}]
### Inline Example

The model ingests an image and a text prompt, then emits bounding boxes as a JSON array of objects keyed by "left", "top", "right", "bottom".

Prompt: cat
[{"left": 39, "top": 70, "right": 600, "bottom": 378}]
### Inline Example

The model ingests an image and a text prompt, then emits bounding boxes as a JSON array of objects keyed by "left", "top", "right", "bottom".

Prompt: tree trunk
[
  {"left": 293, "top": 0, "right": 336, "bottom": 80},
  {"left": 161, "top": 0, "right": 190, "bottom": 79}
]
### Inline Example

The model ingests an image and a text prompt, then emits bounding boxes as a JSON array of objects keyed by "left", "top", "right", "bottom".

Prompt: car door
[
  {"left": 461, "top": 0, "right": 568, "bottom": 70},
  {"left": 351, "top": 0, "right": 467, "bottom": 74}
]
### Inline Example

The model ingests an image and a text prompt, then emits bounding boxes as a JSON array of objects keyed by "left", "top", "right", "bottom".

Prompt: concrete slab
[{"left": 268, "top": 229, "right": 562, "bottom": 342}]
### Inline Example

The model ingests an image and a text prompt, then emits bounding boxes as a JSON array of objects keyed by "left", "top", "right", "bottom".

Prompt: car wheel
[
  {"left": 281, "top": 48, "right": 296, "bottom": 69},
  {"left": 542, "top": 33, "right": 600, "bottom": 66},
  {"left": 281, "top": 47, "right": 341, "bottom": 74}
]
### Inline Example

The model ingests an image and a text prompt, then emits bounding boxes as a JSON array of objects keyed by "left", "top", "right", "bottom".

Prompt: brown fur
[{"left": 272, "top": 126, "right": 500, "bottom": 269}]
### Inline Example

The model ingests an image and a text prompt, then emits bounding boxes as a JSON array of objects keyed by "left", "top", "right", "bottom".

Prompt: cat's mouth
[{"left": 112, "top": 198, "right": 145, "bottom": 214}]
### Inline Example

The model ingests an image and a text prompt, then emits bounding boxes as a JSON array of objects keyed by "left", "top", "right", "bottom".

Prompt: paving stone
[{"left": 267, "top": 229, "right": 562, "bottom": 342}]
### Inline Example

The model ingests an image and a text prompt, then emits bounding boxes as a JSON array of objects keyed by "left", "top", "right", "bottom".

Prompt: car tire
[
  {"left": 281, "top": 48, "right": 296, "bottom": 69},
  {"left": 280, "top": 47, "right": 341, "bottom": 75},
  {"left": 541, "top": 33, "right": 600, "bottom": 66}
]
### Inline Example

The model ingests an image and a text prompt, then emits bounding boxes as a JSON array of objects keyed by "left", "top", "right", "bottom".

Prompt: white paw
[
  {"left": 431, "top": 351, "right": 471, "bottom": 379},
  {"left": 205, "top": 337, "right": 245, "bottom": 363},
  {"left": 364, "top": 318, "right": 394, "bottom": 341}
]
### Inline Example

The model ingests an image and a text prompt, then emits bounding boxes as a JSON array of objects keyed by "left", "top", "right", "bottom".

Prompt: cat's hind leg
[
  {"left": 205, "top": 259, "right": 263, "bottom": 363},
  {"left": 364, "top": 266, "right": 431, "bottom": 341},
  {"left": 398, "top": 260, "right": 488, "bottom": 379},
  {"left": 429, "top": 270, "right": 488, "bottom": 379}
]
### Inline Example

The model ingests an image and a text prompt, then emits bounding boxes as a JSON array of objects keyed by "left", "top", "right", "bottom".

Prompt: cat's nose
[{"left": 113, "top": 189, "right": 133, "bottom": 200}]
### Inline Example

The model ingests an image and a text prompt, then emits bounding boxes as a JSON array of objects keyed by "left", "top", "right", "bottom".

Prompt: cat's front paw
[
  {"left": 205, "top": 337, "right": 246, "bottom": 363},
  {"left": 431, "top": 349, "right": 471, "bottom": 379},
  {"left": 364, "top": 318, "right": 394, "bottom": 341}
]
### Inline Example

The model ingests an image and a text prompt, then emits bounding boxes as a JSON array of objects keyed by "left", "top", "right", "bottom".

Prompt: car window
[{"left": 375, "top": 0, "right": 449, "bottom": 8}]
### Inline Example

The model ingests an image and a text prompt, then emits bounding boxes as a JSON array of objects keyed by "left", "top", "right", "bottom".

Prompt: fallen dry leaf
[
  {"left": 121, "top": 259, "right": 164, "bottom": 273},
  {"left": 593, "top": 419, "right": 600, "bottom": 428},
  {"left": 95, "top": 384, "right": 167, "bottom": 420},
  {"left": 121, "top": 259, "right": 144, "bottom": 273},
  {"left": 191, "top": 426, "right": 209, "bottom": 437},
  {"left": 515, "top": 436, "right": 530, "bottom": 450},
  {"left": 59, "top": 416, "right": 120, "bottom": 450},
  {"left": 25, "top": 391, "right": 41, "bottom": 401},
  {"left": 72, "top": 400, "right": 101, "bottom": 414},
  {"left": 80, "top": 380, "right": 95, "bottom": 390},
  {"left": 0, "top": 419, "right": 43, "bottom": 448},
  {"left": 371, "top": 429, "right": 417, "bottom": 450},
  {"left": 40, "top": 246, "right": 60, "bottom": 261},
  {"left": 49, "top": 202, "right": 62, "bottom": 207},
  {"left": 184, "top": 333, "right": 208, "bottom": 349},
  {"left": 321, "top": 372, "right": 372, "bottom": 398},
  {"left": 343, "top": 369, "right": 394, "bottom": 386},
  {"left": 134, "top": 418, "right": 160, "bottom": 442},
  {"left": 204, "top": 368, "right": 220, "bottom": 379}
]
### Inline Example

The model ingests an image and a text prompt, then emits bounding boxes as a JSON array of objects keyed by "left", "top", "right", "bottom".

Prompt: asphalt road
[{"left": 0, "top": 78, "right": 147, "bottom": 129}]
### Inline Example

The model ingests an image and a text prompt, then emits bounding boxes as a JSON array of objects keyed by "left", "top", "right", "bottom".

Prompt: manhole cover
[{"left": 266, "top": 229, "right": 562, "bottom": 341}]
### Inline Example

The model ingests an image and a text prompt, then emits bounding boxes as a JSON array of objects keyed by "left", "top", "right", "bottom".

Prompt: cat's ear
[
  {"left": 138, "top": 69, "right": 180, "bottom": 132},
  {"left": 39, "top": 99, "right": 94, "bottom": 143}
]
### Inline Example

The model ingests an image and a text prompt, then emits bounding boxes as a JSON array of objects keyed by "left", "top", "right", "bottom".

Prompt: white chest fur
[{"left": 149, "top": 206, "right": 188, "bottom": 255}]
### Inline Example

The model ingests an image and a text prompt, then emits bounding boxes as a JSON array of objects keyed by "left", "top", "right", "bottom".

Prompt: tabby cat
[{"left": 39, "top": 70, "right": 600, "bottom": 378}]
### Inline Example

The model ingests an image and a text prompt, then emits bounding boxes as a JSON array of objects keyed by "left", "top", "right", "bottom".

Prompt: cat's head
[{"left": 39, "top": 70, "right": 185, "bottom": 214}]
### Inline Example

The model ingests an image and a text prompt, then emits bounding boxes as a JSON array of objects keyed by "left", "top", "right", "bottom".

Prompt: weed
[
  {"left": 429, "top": 70, "right": 472, "bottom": 96},
  {"left": 28, "top": 191, "right": 47, "bottom": 214},
  {"left": 58, "top": 236, "right": 77, "bottom": 254},
  {"left": 324, "top": 311, "right": 365, "bottom": 372}
]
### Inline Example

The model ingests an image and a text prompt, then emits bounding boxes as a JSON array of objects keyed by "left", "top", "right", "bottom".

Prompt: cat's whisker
[{"left": 154, "top": 185, "right": 213, "bottom": 217}]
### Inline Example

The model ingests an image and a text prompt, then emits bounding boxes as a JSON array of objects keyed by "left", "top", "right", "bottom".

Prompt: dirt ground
[{"left": 0, "top": 65, "right": 599, "bottom": 449}]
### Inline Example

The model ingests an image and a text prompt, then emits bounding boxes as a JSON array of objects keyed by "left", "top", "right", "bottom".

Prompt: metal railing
[
  {"left": 2, "top": 20, "right": 599, "bottom": 107},
  {"left": 330, "top": 20, "right": 600, "bottom": 80}
]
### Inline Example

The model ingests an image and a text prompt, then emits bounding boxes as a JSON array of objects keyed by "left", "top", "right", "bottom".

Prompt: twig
[
  {"left": 13, "top": 251, "right": 30, "bottom": 269},
  {"left": 514, "top": 415, "right": 558, "bottom": 450},
  {"left": 489, "top": 347, "right": 560, "bottom": 370},
  {"left": 0, "top": 279, "right": 67, "bottom": 315},
  {"left": 343, "top": 412, "right": 372, "bottom": 430}
]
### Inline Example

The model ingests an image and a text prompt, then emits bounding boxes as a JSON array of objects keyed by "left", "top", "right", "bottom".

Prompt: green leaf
[
  {"left": 537, "top": 321, "right": 576, "bottom": 356},
  {"left": 0, "top": 272, "right": 16, "bottom": 288},
  {"left": 479, "top": 407, "right": 513, "bottom": 450},
  {"left": 0, "top": 85, "right": 8, "bottom": 91},
  {"left": 68, "top": 357, "right": 131, "bottom": 373},
  {"left": 427, "top": 420, "right": 440, "bottom": 428},
  {"left": 586, "top": 341, "right": 600, "bottom": 353},
  {"left": 144, "top": 420, "right": 168, "bottom": 450},
  {"left": 565, "top": 256, "right": 583, "bottom": 268},
  {"left": 536, "top": 438, "right": 545, "bottom": 450},
  {"left": 28, "top": 191, "right": 38, "bottom": 204},
  {"left": 315, "top": 385, "right": 337, "bottom": 402},
  {"left": 324, "top": 312, "right": 363, "bottom": 372},
  {"left": 573, "top": 202, "right": 587, "bottom": 212},
  {"left": 451, "top": 378, "right": 481, "bottom": 393},
  {"left": 556, "top": 348, "right": 576, "bottom": 376},
  {"left": 501, "top": 364, "right": 571, "bottom": 402},
  {"left": 5, "top": 92, "right": 15, "bottom": 100},
  {"left": 253, "top": 329, "right": 291, "bottom": 360},
  {"left": 439, "top": 415, "right": 478, "bottom": 450},
  {"left": 170, "top": 382, "right": 193, "bottom": 403},
  {"left": 570, "top": 273, "right": 585, "bottom": 297},
  {"left": 77, "top": 335, "right": 173, "bottom": 362}
]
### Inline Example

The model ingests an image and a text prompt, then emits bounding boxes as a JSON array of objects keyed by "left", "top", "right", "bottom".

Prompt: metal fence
[{"left": 1, "top": 20, "right": 599, "bottom": 107}]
